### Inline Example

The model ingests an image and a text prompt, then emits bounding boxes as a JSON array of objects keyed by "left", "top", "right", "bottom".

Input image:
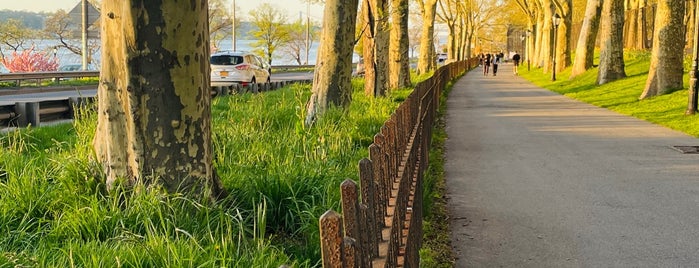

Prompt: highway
[{"left": 0, "top": 71, "right": 313, "bottom": 106}]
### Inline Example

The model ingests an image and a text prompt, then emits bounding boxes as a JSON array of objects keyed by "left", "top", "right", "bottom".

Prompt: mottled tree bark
[
  {"left": 375, "top": 0, "right": 390, "bottom": 92},
  {"left": 389, "top": 0, "right": 411, "bottom": 88},
  {"left": 416, "top": 0, "right": 438, "bottom": 75},
  {"left": 362, "top": 0, "right": 377, "bottom": 97},
  {"left": 640, "top": 0, "right": 686, "bottom": 99},
  {"left": 570, "top": 0, "right": 601, "bottom": 78},
  {"left": 95, "top": 0, "right": 225, "bottom": 199},
  {"left": 555, "top": 0, "right": 573, "bottom": 72},
  {"left": 597, "top": 0, "right": 627, "bottom": 85},
  {"left": 305, "top": 0, "right": 359, "bottom": 125}
]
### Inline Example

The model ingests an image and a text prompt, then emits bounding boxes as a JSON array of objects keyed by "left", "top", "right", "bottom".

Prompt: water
[{"left": 4, "top": 38, "right": 364, "bottom": 71}]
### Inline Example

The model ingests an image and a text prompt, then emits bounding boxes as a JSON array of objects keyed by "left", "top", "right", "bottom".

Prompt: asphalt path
[
  {"left": 445, "top": 63, "right": 699, "bottom": 267},
  {"left": 0, "top": 71, "right": 313, "bottom": 106}
]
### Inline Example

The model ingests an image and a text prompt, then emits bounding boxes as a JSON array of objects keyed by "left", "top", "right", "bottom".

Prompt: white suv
[{"left": 210, "top": 51, "right": 271, "bottom": 86}]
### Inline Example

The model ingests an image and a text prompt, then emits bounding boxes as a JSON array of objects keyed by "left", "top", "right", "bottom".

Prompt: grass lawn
[
  {"left": 519, "top": 51, "right": 699, "bottom": 137},
  {"left": 0, "top": 80, "right": 419, "bottom": 267}
]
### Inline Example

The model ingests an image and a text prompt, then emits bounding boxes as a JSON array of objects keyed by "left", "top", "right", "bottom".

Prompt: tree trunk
[
  {"left": 597, "top": 0, "right": 627, "bottom": 85},
  {"left": 362, "top": 0, "right": 377, "bottom": 96},
  {"left": 417, "top": 0, "right": 438, "bottom": 74},
  {"left": 570, "top": 0, "right": 602, "bottom": 78},
  {"left": 305, "top": 0, "right": 359, "bottom": 125},
  {"left": 640, "top": 0, "right": 686, "bottom": 99},
  {"left": 556, "top": 0, "right": 573, "bottom": 71},
  {"left": 94, "top": 0, "right": 225, "bottom": 199},
  {"left": 375, "top": 0, "right": 390, "bottom": 93},
  {"left": 389, "top": 0, "right": 411, "bottom": 88}
]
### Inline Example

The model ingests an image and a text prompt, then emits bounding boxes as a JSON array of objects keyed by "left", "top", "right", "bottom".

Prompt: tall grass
[
  {"left": 519, "top": 51, "right": 699, "bottom": 137},
  {"left": 0, "top": 81, "right": 409, "bottom": 266}
]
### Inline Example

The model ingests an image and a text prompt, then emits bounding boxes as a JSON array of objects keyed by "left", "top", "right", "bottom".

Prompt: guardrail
[
  {"left": 0, "top": 71, "right": 100, "bottom": 87},
  {"left": 0, "top": 79, "right": 312, "bottom": 130},
  {"left": 318, "top": 58, "right": 480, "bottom": 267},
  {"left": 0, "top": 65, "right": 315, "bottom": 87}
]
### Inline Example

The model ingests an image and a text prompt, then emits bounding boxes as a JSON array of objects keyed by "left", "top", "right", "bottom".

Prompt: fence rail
[
  {"left": 0, "top": 79, "right": 311, "bottom": 130},
  {"left": 319, "top": 58, "right": 480, "bottom": 267}
]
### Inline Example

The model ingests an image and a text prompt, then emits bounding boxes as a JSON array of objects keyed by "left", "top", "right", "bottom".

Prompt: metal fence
[{"left": 318, "top": 58, "right": 479, "bottom": 268}]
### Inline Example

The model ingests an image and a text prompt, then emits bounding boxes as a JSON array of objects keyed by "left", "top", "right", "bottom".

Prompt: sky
[{"left": 2, "top": 0, "right": 325, "bottom": 21}]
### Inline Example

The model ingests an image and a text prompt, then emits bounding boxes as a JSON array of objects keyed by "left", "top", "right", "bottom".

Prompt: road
[
  {"left": 0, "top": 71, "right": 313, "bottom": 106},
  {"left": 445, "top": 63, "right": 699, "bottom": 267}
]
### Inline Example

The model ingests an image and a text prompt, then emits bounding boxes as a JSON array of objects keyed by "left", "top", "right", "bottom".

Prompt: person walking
[
  {"left": 483, "top": 53, "right": 491, "bottom": 76},
  {"left": 492, "top": 54, "right": 500, "bottom": 76},
  {"left": 512, "top": 52, "right": 521, "bottom": 75}
]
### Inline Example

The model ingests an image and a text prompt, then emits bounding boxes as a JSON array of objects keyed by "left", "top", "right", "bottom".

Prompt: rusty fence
[{"left": 319, "top": 58, "right": 480, "bottom": 268}]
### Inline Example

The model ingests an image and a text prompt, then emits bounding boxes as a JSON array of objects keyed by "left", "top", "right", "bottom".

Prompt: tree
[
  {"left": 0, "top": 19, "right": 35, "bottom": 58},
  {"left": 209, "top": 0, "right": 234, "bottom": 50},
  {"left": 388, "top": 0, "right": 411, "bottom": 88},
  {"left": 596, "top": 0, "right": 626, "bottom": 85},
  {"left": 570, "top": 0, "right": 601, "bottom": 78},
  {"left": 553, "top": 0, "right": 573, "bottom": 72},
  {"left": 43, "top": 9, "right": 100, "bottom": 65},
  {"left": 361, "top": 0, "right": 379, "bottom": 96},
  {"left": 305, "top": 0, "right": 360, "bottom": 125},
  {"left": 1, "top": 46, "right": 58, "bottom": 72},
  {"left": 640, "top": 0, "right": 686, "bottom": 99},
  {"left": 249, "top": 3, "right": 290, "bottom": 65},
  {"left": 415, "top": 0, "right": 438, "bottom": 74},
  {"left": 360, "top": 0, "right": 390, "bottom": 97},
  {"left": 282, "top": 19, "right": 317, "bottom": 65},
  {"left": 624, "top": 0, "right": 649, "bottom": 50},
  {"left": 94, "top": 0, "right": 225, "bottom": 199}
]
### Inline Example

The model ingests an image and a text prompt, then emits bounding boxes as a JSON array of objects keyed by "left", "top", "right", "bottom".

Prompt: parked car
[{"left": 210, "top": 50, "right": 271, "bottom": 86}]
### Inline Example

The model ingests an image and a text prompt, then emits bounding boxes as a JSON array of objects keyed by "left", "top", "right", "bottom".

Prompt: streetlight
[
  {"left": 526, "top": 30, "right": 531, "bottom": 71},
  {"left": 552, "top": 14, "right": 561, "bottom": 81},
  {"left": 687, "top": 0, "right": 699, "bottom": 115},
  {"left": 232, "top": 0, "right": 237, "bottom": 51},
  {"left": 53, "top": 46, "right": 58, "bottom": 58}
]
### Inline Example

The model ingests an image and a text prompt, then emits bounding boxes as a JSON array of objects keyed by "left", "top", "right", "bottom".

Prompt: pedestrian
[
  {"left": 512, "top": 52, "right": 521, "bottom": 75},
  {"left": 492, "top": 54, "right": 500, "bottom": 76},
  {"left": 483, "top": 53, "right": 491, "bottom": 76}
]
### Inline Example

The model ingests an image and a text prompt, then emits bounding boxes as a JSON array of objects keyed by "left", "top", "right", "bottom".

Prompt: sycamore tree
[
  {"left": 639, "top": 0, "right": 685, "bottom": 99},
  {"left": 95, "top": 0, "right": 225, "bottom": 199},
  {"left": 305, "top": 0, "right": 360, "bottom": 125},
  {"left": 248, "top": 3, "right": 290, "bottom": 65}
]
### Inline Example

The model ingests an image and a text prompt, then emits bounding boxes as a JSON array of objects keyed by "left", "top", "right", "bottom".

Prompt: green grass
[
  {"left": 519, "top": 51, "right": 699, "bottom": 137},
  {"left": 0, "top": 81, "right": 411, "bottom": 267}
]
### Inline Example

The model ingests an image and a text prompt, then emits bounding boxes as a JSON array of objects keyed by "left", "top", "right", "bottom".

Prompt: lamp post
[
  {"left": 232, "top": 0, "right": 237, "bottom": 51},
  {"left": 687, "top": 0, "right": 699, "bottom": 115},
  {"left": 526, "top": 30, "right": 531, "bottom": 71},
  {"left": 53, "top": 46, "right": 58, "bottom": 58},
  {"left": 552, "top": 14, "right": 561, "bottom": 81},
  {"left": 520, "top": 33, "right": 525, "bottom": 68}
]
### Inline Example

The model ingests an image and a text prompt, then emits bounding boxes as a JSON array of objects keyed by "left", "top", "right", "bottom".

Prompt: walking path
[{"left": 445, "top": 63, "right": 699, "bottom": 267}]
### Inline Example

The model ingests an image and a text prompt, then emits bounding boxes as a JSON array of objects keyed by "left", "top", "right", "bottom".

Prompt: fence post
[
  {"left": 341, "top": 179, "right": 363, "bottom": 267},
  {"left": 320, "top": 210, "right": 344, "bottom": 268},
  {"left": 359, "top": 158, "right": 379, "bottom": 259}
]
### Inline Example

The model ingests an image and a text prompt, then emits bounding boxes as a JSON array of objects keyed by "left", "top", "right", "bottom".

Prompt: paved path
[{"left": 445, "top": 63, "right": 699, "bottom": 267}]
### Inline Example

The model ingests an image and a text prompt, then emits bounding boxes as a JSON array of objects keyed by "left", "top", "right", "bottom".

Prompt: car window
[{"left": 211, "top": 55, "right": 243, "bottom": 65}]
